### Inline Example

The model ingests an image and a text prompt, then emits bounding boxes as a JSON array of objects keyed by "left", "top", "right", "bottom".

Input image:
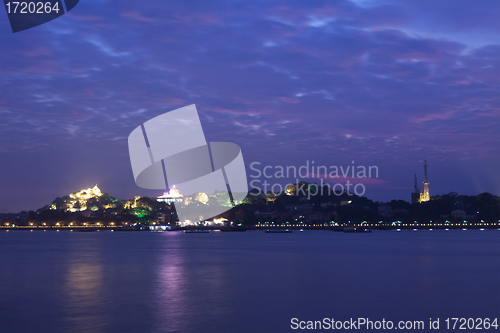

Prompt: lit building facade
[
  {"left": 156, "top": 185, "right": 184, "bottom": 204},
  {"left": 67, "top": 185, "right": 103, "bottom": 212},
  {"left": 412, "top": 160, "right": 430, "bottom": 204},
  {"left": 421, "top": 160, "right": 430, "bottom": 202}
]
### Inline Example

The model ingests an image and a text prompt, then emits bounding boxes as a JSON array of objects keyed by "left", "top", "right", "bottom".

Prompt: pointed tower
[
  {"left": 420, "top": 160, "right": 430, "bottom": 202},
  {"left": 411, "top": 174, "right": 421, "bottom": 204}
]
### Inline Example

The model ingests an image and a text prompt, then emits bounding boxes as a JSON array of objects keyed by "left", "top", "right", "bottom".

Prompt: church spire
[
  {"left": 423, "top": 160, "right": 428, "bottom": 184},
  {"left": 421, "top": 160, "right": 429, "bottom": 202}
]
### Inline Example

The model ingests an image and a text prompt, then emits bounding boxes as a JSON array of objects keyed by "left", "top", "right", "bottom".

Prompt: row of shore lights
[
  {"left": 256, "top": 220, "right": 499, "bottom": 227},
  {"left": 2, "top": 220, "right": 500, "bottom": 227},
  {"left": 2, "top": 222, "right": 116, "bottom": 227}
]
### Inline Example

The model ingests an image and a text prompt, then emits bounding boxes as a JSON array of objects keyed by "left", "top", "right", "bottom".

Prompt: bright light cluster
[{"left": 67, "top": 185, "right": 103, "bottom": 212}]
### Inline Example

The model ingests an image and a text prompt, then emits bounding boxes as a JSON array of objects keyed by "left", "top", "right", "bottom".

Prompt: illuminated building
[
  {"left": 421, "top": 160, "right": 430, "bottom": 202},
  {"left": 204, "top": 217, "right": 228, "bottom": 226},
  {"left": 67, "top": 185, "right": 103, "bottom": 212},
  {"left": 412, "top": 160, "right": 430, "bottom": 204},
  {"left": 178, "top": 220, "right": 193, "bottom": 227},
  {"left": 156, "top": 185, "right": 184, "bottom": 204}
]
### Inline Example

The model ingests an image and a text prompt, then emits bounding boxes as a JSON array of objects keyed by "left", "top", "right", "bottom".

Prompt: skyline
[
  {"left": 1, "top": 160, "right": 497, "bottom": 215},
  {"left": 1, "top": 0, "right": 499, "bottom": 213}
]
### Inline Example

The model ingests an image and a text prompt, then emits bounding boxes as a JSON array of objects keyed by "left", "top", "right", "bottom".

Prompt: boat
[
  {"left": 184, "top": 230, "right": 210, "bottom": 233},
  {"left": 343, "top": 227, "right": 372, "bottom": 233},
  {"left": 149, "top": 225, "right": 171, "bottom": 232},
  {"left": 265, "top": 229, "right": 292, "bottom": 233},
  {"left": 115, "top": 224, "right": 146, "bottom": 231}
]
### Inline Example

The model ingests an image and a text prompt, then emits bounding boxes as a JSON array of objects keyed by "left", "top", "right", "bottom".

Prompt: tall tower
[
  {"left": 420, "top": 160, "right": 430, "bottom": 202},
  {"left": 411, "top": 173, "right": 421, "bottom": 204}
]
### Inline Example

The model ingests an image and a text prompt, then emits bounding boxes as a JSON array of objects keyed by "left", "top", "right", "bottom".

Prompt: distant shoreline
[{"left": 1, "top": 222, "right": 498, "bottom": 232}]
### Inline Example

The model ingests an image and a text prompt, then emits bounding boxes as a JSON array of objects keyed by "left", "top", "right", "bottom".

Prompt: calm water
[{"left": 0, "top": 230, "right": 499, "bottom": 333}]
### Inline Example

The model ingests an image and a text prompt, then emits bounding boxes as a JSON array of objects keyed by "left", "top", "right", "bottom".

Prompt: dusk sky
[{"left": 1, "top": 0, "right": 499, "bottom": 213}]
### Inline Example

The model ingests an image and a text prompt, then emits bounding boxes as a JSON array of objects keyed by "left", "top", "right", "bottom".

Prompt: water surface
[{"left": 1, "top": 230, "right": 499, "bottom": 332}]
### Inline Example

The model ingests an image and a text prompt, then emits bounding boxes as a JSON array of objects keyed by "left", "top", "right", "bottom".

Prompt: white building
[{"left": 157, "top": 186, "right": 184, "bottom": 204}]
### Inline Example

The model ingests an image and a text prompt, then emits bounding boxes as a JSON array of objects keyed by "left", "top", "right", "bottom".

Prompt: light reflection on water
[
  {"left": 61, "top": 238, "right": 108, "bottom": 333},
  {"left": 154, "top": 243, "right": 188, "bottom": 332},
  {"left": 0, "top": 230, "right": 499, "bottom": 333},
  {"left": 153, "top": 233, "right": 229, "bottom": 333}
]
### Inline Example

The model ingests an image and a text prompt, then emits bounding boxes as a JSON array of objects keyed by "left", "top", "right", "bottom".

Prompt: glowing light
[
  {"left": 65, "top": 185, "right": 103, "bottom": 212},
  {"left": 157, "top": 186, "right": 184, "bottom": 203}
]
